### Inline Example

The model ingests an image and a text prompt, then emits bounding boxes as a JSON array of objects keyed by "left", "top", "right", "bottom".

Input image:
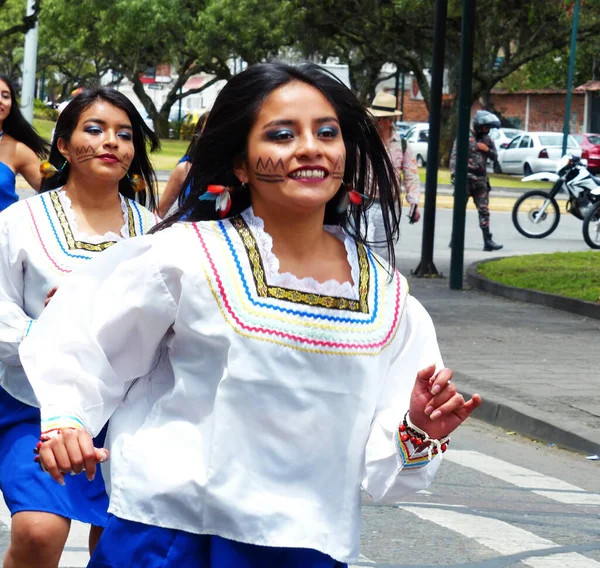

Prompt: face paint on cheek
[
  {"left": 331, "top": 155, "right": 345, "bottom": 179},
  {"left": 254, "top": 157, "right": 285, "bottom": 183},
  {"left": 75, "top": 145, "right": 98, "bottom": 163},
  {"left": 121, "top": 152, "right": 132, "bottom": 171}
]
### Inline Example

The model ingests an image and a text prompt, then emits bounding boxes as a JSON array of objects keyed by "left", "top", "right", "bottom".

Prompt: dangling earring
[
  {"left": 337, "top": 182, "right": 368, "bottom": 213},
  {"left": 39, "top": 160, "right": 67, "bottom": 179},
  {"left": 128, "top": 173, "right": 146, "bottom": 192},
  {"left": 199, "top": 185, "right": 232, "bottom": 218}
]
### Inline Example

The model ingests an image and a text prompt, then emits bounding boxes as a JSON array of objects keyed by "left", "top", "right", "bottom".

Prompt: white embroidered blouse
[
  {"left": 20, "top": 207, "right": 443, "bottom": 564},
  {"left": 0, "top": 189, "right": 157, "bottom": 405}
]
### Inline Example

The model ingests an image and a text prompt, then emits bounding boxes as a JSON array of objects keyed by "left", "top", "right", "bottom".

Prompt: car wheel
[
  {"left": 416, "top": 155, "right": 425, "bottom": 167},
  {"left": 493, "top": 160, "right": 502, "bottom": 174},
  {"left": 524, "top": 163, "right": 533, "bottom": 176}
]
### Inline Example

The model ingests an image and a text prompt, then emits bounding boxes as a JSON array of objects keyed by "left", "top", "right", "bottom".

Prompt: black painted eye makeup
[
  {"left": 265, "top": 129, "right": 294, "bottom": 141},
  {"left": 318, "top": 126, "right": 339, "bottom": 137}
]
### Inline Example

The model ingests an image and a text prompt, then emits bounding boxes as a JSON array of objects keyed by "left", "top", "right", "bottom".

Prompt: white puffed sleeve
[
  {"left": 0, "top": 213, "right": 35, "bottom": 364},
  {"left": 362, "top": 295, "right": 443, "bottom": 503},
  {"left": 19, "top": 236, "right": 179, "bottom": 437}
]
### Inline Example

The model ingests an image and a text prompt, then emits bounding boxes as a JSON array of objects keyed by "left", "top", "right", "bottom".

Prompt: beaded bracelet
[{"left": 399, "top": 411, "right": 451, "bottom": 461}]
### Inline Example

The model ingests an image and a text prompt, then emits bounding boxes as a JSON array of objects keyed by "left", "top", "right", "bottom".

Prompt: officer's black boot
[{"left": 482, "top": 226, "right": 503, "bottom": 251}]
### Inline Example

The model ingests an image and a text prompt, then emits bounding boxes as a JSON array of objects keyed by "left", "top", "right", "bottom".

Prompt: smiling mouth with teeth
[{"left": 289, "top": 169, "right": 328, "bottom": 179}]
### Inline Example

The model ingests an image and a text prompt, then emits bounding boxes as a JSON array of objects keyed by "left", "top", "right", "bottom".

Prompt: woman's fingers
[
  {"left": 424, "top": 380, "right": 458, "bottom": 417},
  {"left": 37, "top": 429, "right": 109, "bottom": 485},
  {"left": 38, "top": 444, "right": 65, "bottom": 486},
  {"left": 78, "top": 432, "right": 100, "bottom": 481},
  {"left": 429, "top": 368, "right": 453, "bottom": 396},
  {"left": 62, "top": 429, "right": 84, "bottom": 474},
  {"left": 427, "top": 393, "right": 466, "bottom": 421}
]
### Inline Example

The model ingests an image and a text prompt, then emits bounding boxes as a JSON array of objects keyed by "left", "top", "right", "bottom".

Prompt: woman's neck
[
  {"left": 62, "top": 173, "right": 122, "bottom": 212},
  {"left": 252, "top": 201, "right": 330, "bottom": 262}
]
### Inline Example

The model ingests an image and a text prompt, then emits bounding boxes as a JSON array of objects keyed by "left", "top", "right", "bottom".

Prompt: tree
[
  {"left": 37, "top": 0, "right": 295, "bottom": 137},
  {"left": 0, "top": 0, "right": 42, "bottom": 79}
]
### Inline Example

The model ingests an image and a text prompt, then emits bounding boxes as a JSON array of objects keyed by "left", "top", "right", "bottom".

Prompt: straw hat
[{"left": 367, "top": 91, "right": 402, "bottom": 118}]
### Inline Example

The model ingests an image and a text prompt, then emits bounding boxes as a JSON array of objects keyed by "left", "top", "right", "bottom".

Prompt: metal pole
[
  {"left": 400, "top": 71, "right": 406, "bottom": 116},
  {"left": 562, "top": 0, "right": 581, "bottom": 157},
  {"left": 178, "top": 56, "right": 184, "bottom": 122},
  {"left": 412, "top": 0, "right": 447, "bottom": 277},
  {"left": 395, "top": 66, "right": 401, "bottom": 109},
  {"left": 20, "top": 0, "right": 39, "bottom": 124},
  {"left": 449, "top": 0, "right": 476, "bottom": 290},
  {"left": 40, "top": 68, "right": 45, "bottom": 102}
]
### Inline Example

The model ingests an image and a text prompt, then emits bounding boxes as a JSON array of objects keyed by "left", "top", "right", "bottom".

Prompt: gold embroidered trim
[
  {"left": 231, "top": 215, "right": 370, "bottom": 313},
  {"left": 50, "top": 191, "right": 136, "bottom": 252}
]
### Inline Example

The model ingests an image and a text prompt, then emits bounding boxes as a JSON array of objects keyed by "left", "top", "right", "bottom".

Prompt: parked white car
[
  {"left": 496, "top": 132, "right": 581, "bottom": 175},
  {"left": 404, "top": 122, "right": 429, "bottom": 167},
  {"left": 489, "top": 127, "right": 523, "bottom": 149}
]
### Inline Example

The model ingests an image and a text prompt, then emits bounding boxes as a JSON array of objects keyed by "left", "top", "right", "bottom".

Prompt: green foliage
[
  {"left": 32, "top": 118, "right": 55, "bottom": 141},
  {"left": 33, "top": 98, "right": 58, "bottom": 120},
  {"left": 0, "top": 0, "right": 28, "bottom": 78},
  {"left": 478, "top": 251, "right": 600, "bottom": 302}
]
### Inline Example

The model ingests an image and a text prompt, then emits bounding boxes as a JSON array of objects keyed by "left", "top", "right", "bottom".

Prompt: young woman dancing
[
  {"left": 23, "top": 64, "right": 480, "bottom": 568},
  {"left": 0, "top": 87, "right": 158, "bottom": 568}
]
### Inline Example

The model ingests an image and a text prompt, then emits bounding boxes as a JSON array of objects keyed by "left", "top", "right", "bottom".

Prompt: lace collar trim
[{"left": 239, "top": 207, "right": 360, "bottom": 300}]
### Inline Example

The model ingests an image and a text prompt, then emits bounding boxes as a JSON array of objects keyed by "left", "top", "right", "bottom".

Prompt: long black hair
[
  {"left": 0, "top": 75, "right": 49, "bottom": 157},
  {"left": 41, "top": 87, "right": 159, "bottom": 211},
  {"left": 184, "top": 111, "right": 209, "bottom": 158},
  {"left": 155, "top": 62, "right": 401, "bottom": 266}
]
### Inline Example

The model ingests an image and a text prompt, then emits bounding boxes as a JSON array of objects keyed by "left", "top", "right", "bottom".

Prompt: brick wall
[{"left": 399, "top": 90, "right": 586, "bottom": 133}]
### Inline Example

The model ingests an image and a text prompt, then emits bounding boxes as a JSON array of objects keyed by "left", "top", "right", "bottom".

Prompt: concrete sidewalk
[{"left": 408, "top": 275, "right": 600, "bottom": 456}]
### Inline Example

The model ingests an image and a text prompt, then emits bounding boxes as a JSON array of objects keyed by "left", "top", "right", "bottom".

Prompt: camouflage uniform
[{"left": 449, "top": 131, "right": 497, "bottom": 229}]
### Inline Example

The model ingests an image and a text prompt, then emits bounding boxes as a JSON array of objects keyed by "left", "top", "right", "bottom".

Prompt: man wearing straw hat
[{"left": 367, "top": 91, "right": 421, "bottom": 262}]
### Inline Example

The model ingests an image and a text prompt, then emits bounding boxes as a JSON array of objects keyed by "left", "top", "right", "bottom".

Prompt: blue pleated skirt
[
  {"left": 88, "top": 516, "right": 348, "bottom": 568},
  {"left": 0, "top": 387, "right": 109, "bottom": 526}
]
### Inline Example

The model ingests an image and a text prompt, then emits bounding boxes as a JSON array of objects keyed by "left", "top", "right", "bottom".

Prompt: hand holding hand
[
  {"left": 37, "top": 428, "right": 109, "bottom": 486},
  {"left": 408, "top": 365, "right": 482, "bottom": 440},
  {"left": 477, "top": 142, "right": 489, "bottom": 152}
]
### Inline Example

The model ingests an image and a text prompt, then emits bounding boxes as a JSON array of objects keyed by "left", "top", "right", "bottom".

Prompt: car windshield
[
  {"left": 587, "top": 135, "right": 600, "bottom": 145},
  {"left": 538, "top": 135, "right": 577, "bottom": 147},
  {"left": 504, "top": 130, "right": 521, "bottom": 139}
]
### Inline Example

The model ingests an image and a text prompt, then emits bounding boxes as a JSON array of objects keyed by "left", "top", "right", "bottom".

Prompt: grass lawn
[
  {"left": 478, "top": 251, "right": 600, "bottom": 303},
  {"left": 34, "top": 118, "right": 187, "bottom": 170}
]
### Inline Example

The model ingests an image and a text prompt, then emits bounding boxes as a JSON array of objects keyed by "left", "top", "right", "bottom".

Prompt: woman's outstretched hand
[
  {"left": 408, "top": 365, "right": 482, "bottom": 440},
  {"left": 37, "top": 428, "right": 109, "bottom": 486}
]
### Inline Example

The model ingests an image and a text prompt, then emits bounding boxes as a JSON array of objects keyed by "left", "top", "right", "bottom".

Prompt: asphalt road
[{"left": 358, "top": 420, "right": 600, "bottom": 567}]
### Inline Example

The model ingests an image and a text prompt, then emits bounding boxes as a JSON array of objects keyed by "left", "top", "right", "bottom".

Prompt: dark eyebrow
[
  {"left": 83, "top": 118, "right": 132, "bottom": 130},
  {"left": 262, "top": 116, "right": 340, "bottom": 129}
]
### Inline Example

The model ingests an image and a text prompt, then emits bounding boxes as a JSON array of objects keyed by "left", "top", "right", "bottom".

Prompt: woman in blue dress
[
  {"left": 0, "top": 87, "right": 159, "bottom": 568},
  {"left": 157, "top": 111, "right": 208, "bottom": 218},
  {"left": 0, "top": 75, "right": 48, "bottom": 209}
]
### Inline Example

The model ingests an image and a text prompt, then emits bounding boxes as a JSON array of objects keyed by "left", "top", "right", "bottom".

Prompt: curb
[
  {"left": 456, "top": 372, "right": 600, "bottom": 456},
  {"left": 466, "top": 258, "right": 600, "bottom": 321}
]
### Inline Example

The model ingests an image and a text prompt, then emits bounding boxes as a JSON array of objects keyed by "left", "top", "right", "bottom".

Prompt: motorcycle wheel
[
  {"left": 512, "top": 190, "right": 560, "bottom": 239},
  {"left": 582, "top": 200, "right": 600, "bottom": 249}
]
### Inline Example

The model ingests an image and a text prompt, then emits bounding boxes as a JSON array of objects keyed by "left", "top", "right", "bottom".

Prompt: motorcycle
[
  {"left": 512, "top": 154, "right": 600, "bottom": 240},
  {"left": 582, "top": 186, "right": 600, "bottom": 248}
]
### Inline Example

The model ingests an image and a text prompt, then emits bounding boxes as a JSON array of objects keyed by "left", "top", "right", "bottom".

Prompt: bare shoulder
[{"left": 14, "top": 140, "right": 38, "bottom": 168}]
